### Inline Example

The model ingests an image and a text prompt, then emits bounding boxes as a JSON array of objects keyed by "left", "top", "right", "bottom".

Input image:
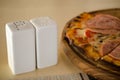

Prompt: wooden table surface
[{"left": 0, "top": 0, "right": 120, "bottom": 80}]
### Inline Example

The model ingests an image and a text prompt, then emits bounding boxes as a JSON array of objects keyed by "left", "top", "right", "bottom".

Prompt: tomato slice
[{"left": 85, "top": 30, "right": 96, "bottom": 38}]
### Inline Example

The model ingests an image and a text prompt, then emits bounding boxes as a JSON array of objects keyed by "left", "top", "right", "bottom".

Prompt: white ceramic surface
[
  {"left": 30, "top": 17, "right": 58, "bottom": 68},
  {"left": 6, "top": 21, "right": 36, "bottom": 74}
]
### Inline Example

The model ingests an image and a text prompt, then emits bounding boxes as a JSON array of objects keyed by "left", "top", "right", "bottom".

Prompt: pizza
[{"left": 65, "top": 13, "right": 120, "bottom": 66}]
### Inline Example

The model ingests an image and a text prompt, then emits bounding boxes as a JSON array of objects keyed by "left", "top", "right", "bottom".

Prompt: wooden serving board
[{"left": 61, "top": 8, "right": 120, "bottom": 80}]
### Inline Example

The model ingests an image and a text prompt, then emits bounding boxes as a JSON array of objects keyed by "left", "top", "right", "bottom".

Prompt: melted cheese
[{"left": 66, "top": 13, "right": 120, "bottom": 66}]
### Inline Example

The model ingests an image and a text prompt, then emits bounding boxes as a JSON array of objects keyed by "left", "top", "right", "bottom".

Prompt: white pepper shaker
[
  {"left": 6, "top": 21, "right": 36, "bottom": 74},
  {"left": 30, "top": 17, "right": 58, "bottom": 68}
]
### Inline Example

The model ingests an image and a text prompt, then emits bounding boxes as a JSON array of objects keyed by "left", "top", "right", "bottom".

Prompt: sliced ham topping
[
  {"left": 109, "top": 45, "right": 120, "bottom": 60},
  {"left": 85, "top": 14, "right": 120, "bottom": 30},
  {"left": 100, "top": 40, "right": 120, "bottom": 56},
  {"left": 86, "top": 28, "right": 119, "bottom": 34}
]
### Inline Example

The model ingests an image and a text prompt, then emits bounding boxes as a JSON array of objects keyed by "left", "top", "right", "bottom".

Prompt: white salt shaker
[
  {"left": 6, "top": 21, "right": 36, "bottom": 74},
  {"left": 30, "top": 17, "right": 58, "bottom": 68}
]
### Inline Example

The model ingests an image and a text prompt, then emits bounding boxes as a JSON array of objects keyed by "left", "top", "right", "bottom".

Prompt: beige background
[{"left": 0, "top": 0, "right": 120, "bottom": 80}]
